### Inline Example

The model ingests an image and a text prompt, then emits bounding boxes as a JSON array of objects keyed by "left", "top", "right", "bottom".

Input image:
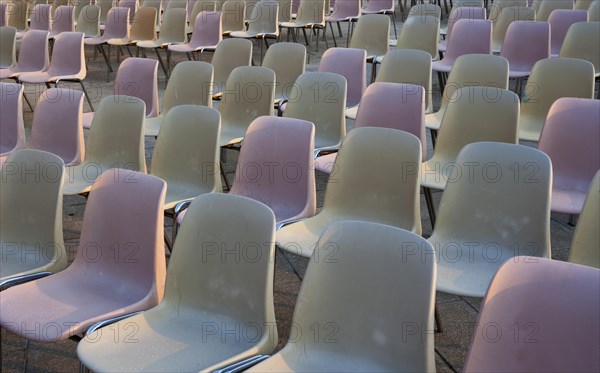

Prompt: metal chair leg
[
  {"left": 23, "top": 92, "right": 34, "bottom": 112},
  {"left": 423, "top": 186, "right": 437, "bottom": 228},
  {"left": 78, "top": 80, "right": 95, "bottom": 111},
  {"left": 220, "top": 161, "right": 231, "bottom": 191},
  {"left": 435, "top": 304, "right": 443, "bottom": 333},
  {"left": 330, "top": 22, "right": 337, "bottom": 47}
]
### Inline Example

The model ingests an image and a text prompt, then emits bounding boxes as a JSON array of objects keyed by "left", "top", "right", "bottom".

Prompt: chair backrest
[
  {"left": 445, "top": 6, "right": 487, "bottom": 44},
  {"left": 349, "top": 14, "right": 389, "bottom": 58},
  {"left": 48, "top": 32, "right": 86, "bottom": 78},
  {"left": 52, "top": 0, "right": 70, "bottom": 15},
  {"left": 451, "top": 0, "right": 484, "bottom": 8},
  {"left": 590, "top": 0, "right": 600, "bottom": 21},
  {"left": 129, "top": 6, "right": 157, "bottom": 40},
  {"left": 362, "top": 0, "right": 393, "bottom": 12},
  {"left": 29, "top": 4, "right": 52, "bottom": 31},
  {"left": 117, "top": 0, "right": 138, "bottom": 22},
  {"left": 396, "top": 15, "right": 439, "bottom": 59},
  {"left": 492, "top": 6, "right": 535, "bottom": 51},
  {"left": 569, "top": 170, "right": 600, "bottom": 269},
  {"left": 12, "top": 30, "right": 50, "bottom": 73},
  {"left": 534, "top": 0, "right": 574, "bottom": 21},
  {"left": 560, "top": 21, "right": 600, "bottom": 75},
  {"left": 166, "top": 0, "right": 187, "bottom": 9},
  {"left": 73, "top": 0, "right": 91, "bottom": 21},
  {"left": 211, "top": 37, "right": 252, "bottom": 93},
  {"left": 244, "top": 0, "right": 259, "bottom": 21},
  {"left": 0, "top": 3, "right": 7, "bottom": 27},
  {"left": 76, "top": 4, "right": 101, "bottom": 37},
  {"left": 0, "top": 82, "right": 25, "bottom": 155},
  {"left": 162, "top": 61, "right": 213, "bottom": 113},
  {"left": 284, "top": 72, "right": 346, "bottom": 150},
  {"left": 114, "top": 57, "right": 159, "bottom": 117},
  {"left": 247, "top": 0, "right": 278, "bottom": 34},
  {"left": 295, "top": 0, "right": 325, "bottom": 24},
  {"left": 464, "top": 258, "right": 599, "bottom": 372},
  {"left": 408, "top": 3, "right": 442, "bottom": 19},
  {"left": 318, "top": 47, "right": 366, "bottom": 107},
  {"left": 538, "top": 97, "right": 600, "bottom": 196},
  {"left": 444, "top": 19, "right": 492, "bottom": 61},
  {"left": 221, "top": 0, "right": 245, "bottom": 32},
  {"left": 230, "top": 116, "right": 316, "bottom": 223},
  {"left": 188, "top": 1, "right": 217, "bottom": 30},
  {"left": 52, "top": 5, "right": 75, "bottom": 34},
  {"left": 500, "top": 21, "right": 550, "bottom": 71},
  {"left": 98, "top": 0, "right": 114, "bottom": 23},
  {"left": 189, "top": 10, "right": 221, "bottom": 46},
  {"left": 322, "top": 127, "right": 422, "bottom": 233},
  {"left": 0, "top": 26, "right": 16, "bottom": 69},
  {"left": 85, "top": 95, "right": 147, "bottom": 172},
  {"left": 141, "top": 0, "right": 162, "bottom": 26},
  {"left": 376, "top": 49, "right": 433, "bottom": 113},
  {"left": 103, "top": 6, "right": 130, "bottom": 39},
  {"left": 354, "top": 82, "right": 426, "bottom": 158},
  {"left": 262, "top": 42, "right": 306, "bottom": 101},
  {"left": 276, "top": 221, "right": 436, "bottom": 371},
  {"left": 549, "top": 9, "right": 589, "bottom": 55},
  {"left": 28, "top": 88, "right": 85, "bottom": 166},
  {"left": 151, "top": 105, "right": 221, "bottom": 195},
  {"left": 429, "top": 87, "right": 519, "bottom": 167},
  {"left": 275, "top": 0, "right": 292, "bottom": 21},
  {"left": 158, "top": 8, "right": 187, "bottom": 42},
  {"left": 0, "top": 149, "right": 66, "bottom": 274},
  {"left": 7, "top": 0, "right": 28, "bottom": 31},
  {"left": 488, "top": 0, "right": 527, "bottom": 24},
  {"left": 575, "top": 0, "right": 595, "bottom": 9},
  {"left": 165, "top": 193, "right": 276, "bottom": 335}
]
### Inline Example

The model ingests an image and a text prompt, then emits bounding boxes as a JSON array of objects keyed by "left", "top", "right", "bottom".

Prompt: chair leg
[
  {"left": 435, "top": 304, "right": 443, "bottom": 333},
  {"left": 329, "top": 22, "right": 337, "bottom": 47},
  {"left": 164, "top": 231, "right": 173, "bottom": 254},
  {"left": 337, "top": 20, "right": 343, "bottom": 37},
  {"left": 423, "top": 186, "right": 437, "bottom": 228},
  {"left": 346, "top": 21, "right": 352, "bottom": 47},
  {"left": 301, "top": 27, "right": 309, "bottom": 45},
  {"left": 22, "top": 92, "right": 34, "bottom": 112},
  {"left": 315, "top": 28, "right": 320, "bottom": 52},
  {"left": 390, "top": 11, "right": 398, "bottom": 39},
  {"left": 78, "top": 80, "right": 95, "bottom": 111},
  {"left": 430, "top": 128, "right": 438, "bottom": 147},
  {"left": 568, "top": 214, "right": 577, "bottom": 226},
  {"left": 220, "top": 161, "right": 231, "bottom": 191},
  {"left": 154, "top": 48, "right": 169, "bottom": 78}
]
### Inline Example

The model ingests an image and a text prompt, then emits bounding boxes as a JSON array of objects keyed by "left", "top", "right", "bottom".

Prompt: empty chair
[
  {"left": 492, "top": 6, "right": 535, "bottom": 53},
  {"left": 107, "top": 7, "right": 157, "bottom": 52},
  {"left": 0, "top": 83, "right": 25, "bottom": 157},
  {"left": 408, "top": 3, "right": 442, "bottom": 19},
  {"left": 538, "top": 98, "right": 600, "bottom": 215},
  {"left": 0, "top": 26, "right": 16, "bottom": 69},
  {"left": 549, "top": 9, "right": 588, "bottom": 57},
  {"left": 575, "top": 0, "right": 595, "bottom": 9},
  {"left": 277, "top": 127, "right": 422, "bottom": 258},
  {"left": 274, "top": 0, "right": 292, "bottom": 23},
  {"left": 261, "top": 42, "right": 306, "bottom": 107},
  {"left": 361, "top": 0, "right": 397, "bottom": 39},
  {"left": 284, "top": 72, "right": 346, "bottom": 153},
  {"left": 426, "top": 54, "right": 509, "bottom": 133},
  {"left": 166, "top": 0, "right": 187, "bottom": 10},
  {"left": 395, "top": 15, "right": 439, "bottom": 59},
  {"left": 63, "top": 96, "right": 146, "bottom": 196},
  {"left": 318, "top": 47, "right": 366, "bottom": 108},
  {"left": 488, "top": 0, "right": 527, "bottom": 24},
  {"left": 221, "top": 0, "right": 245, "bottom": 35},
  {"left": 118, "top": 0, "right": 138, "bottom": 22},
  {"left": 519, "top": 58, "right": 595, "bottom": 141},
  {"left": 146, "top": 61, "right": 213, "bottom": 137},
  {"left": 569, "top": 171, "right": 600, "bottom": 269},
  {"left": 211, "top": 38, "right": 252, "bottom": 97},
  {"left": 0, "top": 149, "right": 66, "bottom": 289},
  {"left": 429, "top": 142, "right": 552, "bottom": 298},
  {"left": 78, "top": 193, "right": 277, "bottom": 372},
  {"left": 7, "top": 0, "right": 27, "bottom": 32},
  {"left": 316, "top": 82, "right": 426, "bottom": 174},
  {"left": 464, "top": 259, "right": 599, "bottom": 372},
  {"left": 0, "top": 30, "right": 49, "bottom": 80},
  {"left": 0, "top": 3, "right": 6, "bottom": 27},
  {"left": 230, "top": 0, "right": 279, "bottom": 61},
  {"left": 49, "top": 5, "right": 75, "bottom": 38},
  {"left": 186, "top": 0, "right": 217, "bottom": 33},
  {"left": 439, "top": 7, "right": 487, "bottom": 53},
  {"left": 349, "top": 14, "right": 388, "bottom": 81},
  {"left": 560, "top": 22, "right": 600, "bottom": 78},
  {"left": 84, "top": 7, "right": 130, "bottom": 77},
  {"left": 533, "top": 0, "right": 574, "bottom": 21},
  {"left": 19, "top": 4, "right": 52, "bottom": 37},
  {"left": 250, "top": 221, "right": 436, "bottom": 372},
  {"left": 244, "top": 0, "right": 259, "bottom": 21},
  {"left": 73, "top": 0, "right": 91, "bottom": 21},
  {"left": 168, "top": 11, "right": 221, "bottom": 64},
  {"left": 76, "top": 4, "right": 101, "bottom": 38},
  {"left": 0, "top": 168, "right": 167, "bottom": 342},
  {"left": 51, "top": 0, "right": 70, "bottom": 16},
  {"left": 500, "top": 21, "right": 550, "bottom": 81},
  {"left": 142, "top": 0, "right": 163, "bottom": 28},
  {"left": 590, "top": 0, "right": 600, "bottom": 21},
  {"left": 326, "top": 0, "right": 360, "bottom": 47},
  {"left": 280, "top": 0, "right": 327, "bottom": 51},
  {"left": 97, "top": 0, "right": 115, "bottom": 25}
]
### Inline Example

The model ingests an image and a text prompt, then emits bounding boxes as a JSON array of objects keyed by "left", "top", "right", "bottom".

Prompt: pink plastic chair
[
  {"left": 83, "top": 57, "right": 159, "bottom": 128},
  {"left": 548, "top": 9, "right": 589, "bottom": 56},
  {"left": 84, "top": 7, "right": 130, "bottom": 77},
  {"left": 326, "top": 0, "right": 360, "bottom": 47},
  {"left": 501, "top": 21, "right": 551, "bottom": 78},
  {"left": 0, "top": 3, "right": 7, "bottom": 27},
  {"left": 464, "top": 258, "right": 600, "bottom": 373},
  {"left": 432, "top": 19, "right": 492, "bottom": 73},
  {"left": 318, "top": 47, "right": 366, "bottom": 107},
  {"left": 49, "top": 5, "right": 75, "bottom": 38},
  {"left": 439, "top": 7, "right": 487, "bottom": 52},
  {"left": 168, "top": 11, "right": 221, "bottom": 56},
  {"left": 538, "top": 98, "right": 600, "bottom": 215},
  {"left": 361, "top": 0, "right": 397, "bottom": 39},
  {"left": 0, "top": 83, "right": 25, "bottom": 157},
  {"left": 0, "top": 168, "right": 167, "bottom": 343},
  {"left": 118, "top": 0, "right": 138, "bottom": 22},
  {"left": 0, "top": 30, "right": 50, "bottom": 80},
  {"left": 27, "top": 88, "right": 85, "bottom": 166},
  {"left": 315, "top": 82, "right": 426, "bottom": 174}
]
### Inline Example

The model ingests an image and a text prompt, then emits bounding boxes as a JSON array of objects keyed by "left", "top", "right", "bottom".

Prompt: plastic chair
[
  {"left": 76, "top": 4, "right": 100, "bottom": 37},
  {"left": 63, "top": 96, "right": 147, "bottom": 196},
  {"left": 7, "top": 0, "right": 28, "bottom": 31},
  {"left": 0, "top": 83, "right": 25, "bottom": 157},
  {"left": 166, "top": 0, "right": 187, "bottom": 10},
  {"left": 519, "top": 58, "right": 595, "bottom": 141},
  {"left": 0, "top": 3, "right": 7, "bottom": 27},
  {"left": 590, "top": 0, "right": 600, "bottom": 21},
  {"left": 569, "top": 170, "right": 600, "bottom": 269},
  {"left": 316, "top": 82, "right": 426, "bottom": 174},
  {"left": 549, "top": 9, "right": 588, "bottom": 56},
  {"left": 575, "top": 0, "right": 595, "bottom": 9},
  {"left": 0, "top": 26, "right": 16, "bottom": 69},
  {"left": 261, "top": 42, "right": 306, "bottom": 105},
  {"left": 211, "top": 38, "right": 252, "bottom": 97},
  {"left": 0, "top": 168, "right": 167, "bottom": 342},
  {"left": 27, "top": 88, "right": 85, "bottom": 166},
  {"left": 186, "top": 0, "right": 216, "bottom": 33},
  {"left": 73, "top": 0, "right": 90, "bottom": 22},
  {"left": 280, "top": 0, "right": 327, "bottom": 51},
  {"left": 429, "top": 142, "right": 552, "bottom": 297},
  {"left": 533, "top": 0, "right": 574, "bottom": 21},
  {"left": 349, "top": 14, "right": 388, "bottom": 81},
  {"left": 0, "top": 149, "right": 66, "bottom": 289},
  {"left": 283, "top": 72, "right": 346, "bottom": 152},
  {"left": 361, "top": 0, "right": 397, "bottom": 39},
  {"left": 77, "top": 193, "right": 277, "bottom": 372},
  {"left": 219, "top": 66, "right": 275, "bottom": 147},
  {"left": 500, "top": 21, "right": 550, "bottom": 79},
  {"left": 251, "top": 221, "right": 436, "bottom": 372},
  {"left": 49, "top": 5, "right": 75, "bottom": 38},
  {"left": 488, "top": 0, "right": 527, "bottom": 25},
  {"left": 97, "top": 0, "right": 114, "bottom": 24},
  {"left": 464, "top": 258, "right": 599, "bottom": 372},
  {"left": 107, "top": 7, "right": 157, "bottom": 49},
  {"left": 230, "top": 0, "right": 279, "bottom": 61},
  {"left": 275, "top": 0, "right": 292, "bottom": 23},
  {"left": 141, "top": 0, "right": 163, "bottom": 28},
  {"left": 169, "top": 11, "right": 221, "bottom": 63},
  {"left": 560, "top": 22, "right": 600, "bottom": 78},
  {"left": 19, "top": 4, "right": 52, "bottom": 38},
  {"left": 318, "top": 47, "right": 366, "bottom": 108},
  {"left": 432, "top": 19, "right": 492, "bottom": 74},
  {"left": 538, "top": 97, "right": 600, "bottom": 215},
  {"left": 117, "top": 0, "right": 138, "bottom": 22},
  {"left": 439, "top": 7, "right": 487, "bottom": 53},
  {"left": 84, "top": 7, "right": 130, "bottom": 78},
  {"left": 492, "top": 6, "right": 535, "bottom": 53},
  {"left": 0, "top": 30, "right": 49, "bottom": 80},
  {"left": 408, "top": 3, "right": 442, "bottom": 19},
  {"left": 244, "top": 0, "right": 259, "bottom": 21},
  {"left": 395, "top": 15, "right": 439, "bottom": 60},
  {"left": 221, "top": 0, "right": 245, "bottom": 35},
  {"left": 83, "top": 57, "right": 158, "bottom": 129},
  {"left": 51, "top": 0, "right": 70, "bottom": 16},
  {"left": 145, "top": 61, "right": 213, "bottom": 137},
  {"left": 426, "top": 54, "right": 509, "bottom": 132},
  {"left": 277, "top": 127, "right": 422, "bottom": 258},
  {"left": 326, "top": 0, "right": 360, "bottom": 47}
]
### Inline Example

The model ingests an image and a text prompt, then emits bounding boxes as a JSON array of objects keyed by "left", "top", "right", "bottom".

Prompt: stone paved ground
[{"left": 0, "top": 5, "right": 587, "bottom": 372}]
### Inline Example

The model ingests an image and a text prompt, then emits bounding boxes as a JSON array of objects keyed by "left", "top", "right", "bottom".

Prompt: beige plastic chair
[
  {"left": 142, "top": 0, "right": 163, "bottom": 28},
  {"left": 211, "top": 38, "right": 252, "bottom": 97},
  {"left": 0, "top": 149, "right": 67, "bottom": 289},
  {"left": 590, "top": 0, "right": 600, "bottom": 21},
  {"left": 145, "top": 61, "right": 213, "bottom": 137},
  {"left": 519, "top": 58, "right": 595, "bottom": 141},
  {"left": 0, "top": 82, "right": 25, "bottom": 157},
  {"left": 488, "top": 0, "right": 527, "bottom": 24},
  {"left": 277, "top": 127, "right": 422, "bottom": 258},
  {"left": 569, "top": 171, "right": 600, "bottom": 269},
  {"left": 429, "top": 142, "right": 552, "bottom": 297},
  {"left": 575, "top": 0, "right": 595, "bottom": 9},
  {"left": 283, "top": 72, "right": 346, "bottom": 152},
  {"left": 492, "top": 6, "right": 536, "bottom": 53},
  {"left": 408, "top": 3, "right": 442, "bottom": 19},
  {"left": 275, "top": 0, "right": 292, "bottom": 22},
  {"left": 107, "top": 7, "right": 157, "bottom": 47},
  {"left": 395, "top": 15, "right": 439, "bottom": 60},
  {"left": 76, "top": 4, "right": 101, "bottom": 37},
  {"left": 77, "top": 193, "right": 278, "bottom": 372},
  {"left": 186, "top": 0, "right": 216, "bottom": 33},
  {"left": 230, "top": 0, "right": 279, "bottom": 61},
  {"left": 7, "top": 1, "right": 28, "bottom": 31},
  {"left": 250, "top": 221, "right": 436, "bottom": 372},
  {"left": 280, "top": 0, "right": 327, "bottom": 51},
  {"left": 63, "top": 95, "right": 147, "bottom": 196},
  {"left": 349, "top": 14, "right": 388, "bottom": 82},
  {"left": 560, "top": 22, "right": 600, "bottom": 78},
  {"left": 534, "top": 0, "right": 574, "bottom": 21},
  {"left": 426, "top": 54, "right": 509, "bottom": 132},
  {"left": 221, "top": 0, "right": 245, "bottom": 35},
  {"left": 166, "top": 0, "right": 187, "bottom": 10},
  {"left": 73, "top": 0, "right": 91, "bottom": 22},
  {"left": 262, "top": 42, "right": 306, "bottom": 105},
  {"left": 0, "top": 26, "right": 16, "bottom": 69},
  {"left": 219, "top": 66, "right": 275, "bottom": 147}
]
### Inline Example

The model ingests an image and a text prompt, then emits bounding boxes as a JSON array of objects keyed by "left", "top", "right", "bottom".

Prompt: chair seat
[
  {"left": 345, "top": 105, "right": 358, "bottom": 119},
  {"left": 421, "top": 160, "right": 454, "bottom": 190},
  {"left": 107, "top": 37, "right": 138, "bottom": 45},
  {"left": 84, "top": 36, "right": 111, "bottom": 45},
  {"left": 219, "top": 127, "right": 246, "bottom": 147},
  {"left": 361, "top": 8, "right": 392, "bottom": 14},
  {"left": 425, "top": 111, "right": 443, "bottom": 130},
  {"left": 229, "top": 30, "right": 278, "bottom": 38},
  {"left": 164, "top": 183, "right": 216, "bottom": 210},
  {"left": 313, "top": 152, "right": 336, "bottom": 174},
  {"left": 18, "top": 70, "right": 85, "bottom": 84},
  {"left": 326, "top": 15, "right": 358, "bottom": 22},
  {"left": 280, "top": 21, "right": 324, "bottom": 28},
  {"left": 144, "top": 114, "right": 164, "bottom": 137},
  {"left": 508, "top": 68, "right": 532, "bottom": 78},
  {"left": 63, "top": 162, "right": 110, "bottom": 195},
  {"left": 137, "top": 39, "right": 171, "bottom": 48},
  {"left": 276, "top": 213, "right": 334, "bottom": 258},
  {"left": 552, "top": 188, "right": 588, "bottom": 214},
  {"left": 519, "top": 115, "right": 544, "bottom": 142},
  {"left": 0, "top": 241, "right": 66, "bottom": 282},
  {"left": 438, "top": 40, "right": 447, "bottom": 53},
  {"left": 431, "top": 59, "right": 454, "bottom": 73}
]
